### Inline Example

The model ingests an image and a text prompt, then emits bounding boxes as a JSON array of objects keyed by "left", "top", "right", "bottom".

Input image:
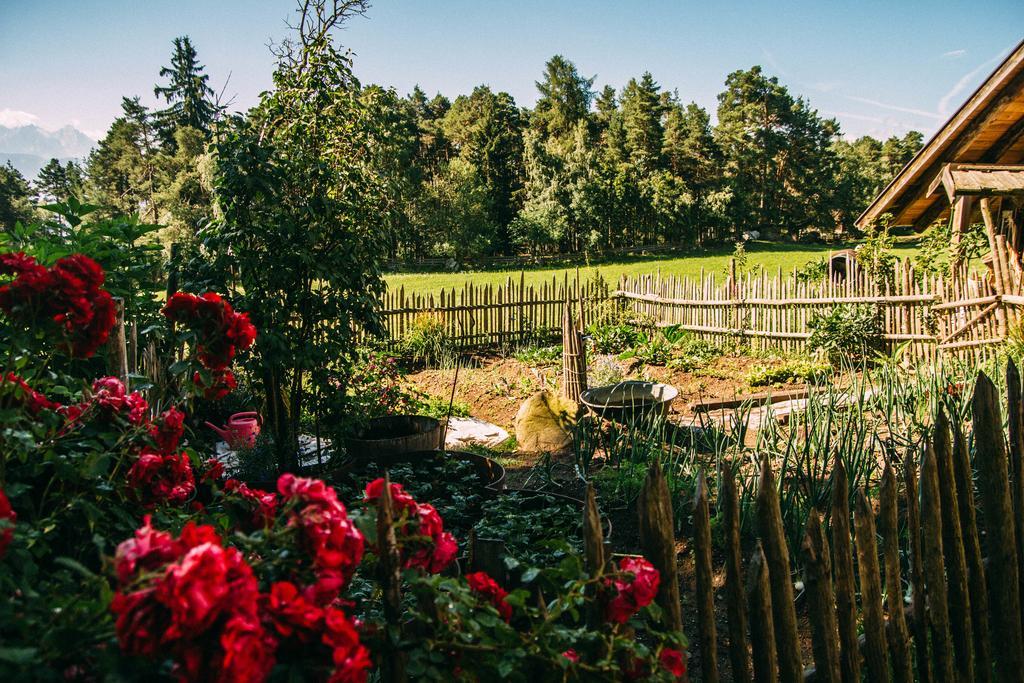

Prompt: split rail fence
[{"left": 376, "top": 259, "right": 1021, "bottom": 358}]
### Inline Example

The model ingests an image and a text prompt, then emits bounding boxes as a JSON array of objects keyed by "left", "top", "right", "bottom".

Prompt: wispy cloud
[
  {"left": 942, "top": 49, "right": 967, "bottom": 59},
  {"left": 0, "top": 108, "right": 39, "bottom": 128},
  {"left": 937, "top": 48, "right": 1009, "bottom": 116},
  {"left": 843, "top": 95, "right": 942, "bottom": 120}
]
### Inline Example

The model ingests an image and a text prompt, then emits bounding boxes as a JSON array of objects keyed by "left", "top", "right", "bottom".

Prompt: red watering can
[{"left": 206, "top": 412, "right": 262, "bottom": 449}]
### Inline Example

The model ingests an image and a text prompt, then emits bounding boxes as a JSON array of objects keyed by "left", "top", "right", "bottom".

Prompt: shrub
[
  {"left": 621, "top": 333, "right": 674, "bottom": 366},
  {"left": 588, "top": 322, "right": 646, "bottom": 354},
  {"left": 400, "top": 313, "right": 455, "bottom": 367},
  {"left": 807, "top": 304, "right": 885, "bottom": 364},
  {"left": 747, "top": 358, "right": 832, "bottom": 386}
]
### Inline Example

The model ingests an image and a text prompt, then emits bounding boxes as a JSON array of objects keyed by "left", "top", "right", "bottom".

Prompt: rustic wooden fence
[
  {"left": 377, "top": 258, "right": 1021, "bottom": 358},
  {"left": 377, "top": 275, "right": 611, "bottom": 349},
  {"left": 618, "top": 367, "right": 1024, "bottom": 682}
]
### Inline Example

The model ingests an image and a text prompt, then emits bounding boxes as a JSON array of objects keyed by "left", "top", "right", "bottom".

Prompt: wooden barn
[{"left": 858, "top": 38, "right": 1024, "bottom": 293}]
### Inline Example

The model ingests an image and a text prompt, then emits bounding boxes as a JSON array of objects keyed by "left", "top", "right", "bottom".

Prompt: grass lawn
[{"left": 384, "top": 240, "right": 920, "bottom": 299}]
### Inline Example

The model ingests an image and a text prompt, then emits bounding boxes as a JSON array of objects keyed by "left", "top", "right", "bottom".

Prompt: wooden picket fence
[
  {"left": 617, "top": 366, "right": 1024, "bottom": 682},
  {"left": 616, "top": 258, "right": 1022, "bottom": 361},
  {"left": 377, "top": 258, "right": 1022, "bottom": 358},
  {"left": 377, "top": 274, "right": 611, "bottom": 349}
]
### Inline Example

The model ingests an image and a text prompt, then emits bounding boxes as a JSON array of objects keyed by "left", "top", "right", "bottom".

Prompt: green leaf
[{"left": 0, "top": 647, "right": 39, "bottom": 664}]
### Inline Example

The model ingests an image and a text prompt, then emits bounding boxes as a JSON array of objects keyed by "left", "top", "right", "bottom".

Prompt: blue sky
[{"left": 1, "top": 0, "right": 1021, "bottom": 140}]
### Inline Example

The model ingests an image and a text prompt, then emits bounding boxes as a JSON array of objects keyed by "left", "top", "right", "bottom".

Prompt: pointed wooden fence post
[
  {"left": 583, "top": 484, "right": 607, "bottom": 632},
  {"left": 755, "top": 454, "right": 802, "bottom": 683},
  {"left": 920, "top": 444, "right": 956, "bottom": 683},
  {"left": 692, "top": 471, "right": 719, "bottom": 683},
  {"left": 972, "top": 372, "right": 1024, "bottom": 683},
  {"left": 721, "top": 465, "right": 751, "bottom": 683},
  {"left": 377, "top": 473, "right": 407, "bottom": 683},
  {"left": 933, "top": 409, "right": 975, "bottom": 681},
  {"left": 1008, "top": 359, "right": 1024, "bottom": 631},
  {"left": 830, "top": 459, "right": 861, "bottom": 683},
  {"left": 801, "top": 509, "right": 841, "bottom": 683},
  {"left": 903, "top": 454, "right": 931, "bottom": 683},
  {"left": 747, "top": 543, "right": 778, "bottom": 683},
  {"left": 951, "top": 417, "right": 991, "bottom": 678},
  {"left": 637, "top": 462, "right": 682, "bottom": 632},
  {"left": 879, "top": 465, "right": 914, "bottom": 683},
  {"left": 854, "top": 489, "right": 889, "bottom": 682}
]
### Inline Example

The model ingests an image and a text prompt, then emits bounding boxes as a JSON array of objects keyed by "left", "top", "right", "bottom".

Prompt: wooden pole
[
  {"left": 692, "top": 471, "right": 719, "bottom": 683},
  {"left": 932, "top": 409, "right": 975, "bottom": 681},
  {"left": 755, "top": 454, "right": 803, "bottom": 682},
  {"left": 830, "top": 459, "right": 861, "bottom": 683},
  {"left": 747, "top": 543, "right": 778, "bottom": 683},
  {"left": 854, "top": 489, "right": 889, "bottom": 682},
  {"left": 879, "top": 465, "right": 914, "bottom": 683},
  {"left": 920, "top": 444, "right": 956, "bottom": 683},
  {"left": 638, "top": 463, "right": 683, "bottom": 632},
  {"left": 972, "top": 372, "right": 1024, "bottom": 683},
  {"left": 903, "top": 454, "right": 931, "bottom": 683},
  {"left": 721, "top": 465, "right": 751, "bottom": 683},
  {"left": 801, "top": 509, "right": 841, "bottom": 683},
  {"left": 1008, "top": 359, "right": 1024, "bottom": 633},
  {"left": 950, "top": 417, "right": 991, "bottom": 679},
  {"left": 377, "top": 473, "right": 407, "bottom": 683}
]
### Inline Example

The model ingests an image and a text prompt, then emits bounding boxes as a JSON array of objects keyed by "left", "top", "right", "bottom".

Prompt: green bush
[
  {"left": 807, "top": 304, "right": 885, "bottom": 363},
  {"left": 587, "top": 321, "right": 646, "bottom": 354},
  {"left": 747, "top": 358, "right": 831, "bottom": 386},
  {"left": 401, "top": 313, "right": 455, "bottom": 367}
]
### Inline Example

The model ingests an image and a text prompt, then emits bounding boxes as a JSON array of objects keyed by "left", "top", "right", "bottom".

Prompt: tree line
[{"left": 0, "top": 37, "right": 923, "bottom": 260}]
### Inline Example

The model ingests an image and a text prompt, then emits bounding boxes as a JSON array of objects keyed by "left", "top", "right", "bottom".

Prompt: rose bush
[{"left": 0, "top": 245, "right": 687, "bottom": 680}]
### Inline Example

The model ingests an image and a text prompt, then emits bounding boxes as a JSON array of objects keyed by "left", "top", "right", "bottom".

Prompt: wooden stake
[
  {"left": 854, "top": 489, "right": 889, "bottom": 682},
  {"left": 933, "top": 409, "right": 975, "bottom": 681},
  {"left": 972, "top": 372, "right": 1024, "bottom": 683},
  {"left": 747, "top": 543, "right": 778, "bottom": 683},
  {"left": 755, "top": 454, "right": 802, "bottom": 682},
  {"left": 904, "top": 452, "right": 932, "bottom": 683},
  {"left": 801, "top": 509, "right": 841, "bottom": 683},
  {"left": 879, "top": 465, "right": 914, "bottom": 683},
  {"left": 692, "top": 471, "right": 719, "bottom": 683},
  {"left": 638, "top": 463, "right": 683, "bottom": 632},
  {"left": 722, "top": 465, "right": 751, "bottom": 683},
  {"left": 830, "top": 459, "right": 861, "bottom": 683},
  {"left": 920, "top": 445, "right": 956, "bottom": 683}
]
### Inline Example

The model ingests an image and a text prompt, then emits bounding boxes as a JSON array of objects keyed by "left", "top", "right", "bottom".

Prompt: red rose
[
  {"left": 562, "top": 649, "right": 579, "bottom": 663},
  {"left": 127, "top": 450, "right": 196, "bottom": 506},
  {"left": 659, "top": 648, "right": 687, "bottom": 677},
  {"left": 114, "top": 515, "right": 182, "bottom": 583},
  {"left": 262, "top": 581, "right": 323, "bottom": 640},
  {"left": 150, "top": 406, "right": 185, "bottom": 453},
  {"left": 323, "top": 608, "right": 372, "bottom": 683},
  {"left": 0, "top": 489, "right": 15, "bottom": 559},
  {"left": 217, "top": 612, "right": 277, "bottom": 682},
  {"left": 364, "top": 479, "right": 457, "bottom": 574},
  {"left": 223, "top": 479, "right": 278, "bottom": 530},
  {"left": 201, "top": 457, "right": 225, "bottom": 483},
  {"left": 278, "top": 474, "right": 364, "bottom": 593},
  {"left": 125, "top": 391, "right": 148, "bottom": 425},
  {"left": 92, "top": 376, "right": 127, "bottom": 411},
  {"left": 162, "top": 292, "right": 199, "bottom": 321},
  {"left": 110, "top": 588, "right": 169, "bottom": 657},
  {"left": 605, "top": 557, "right": 660, "bottom": 624},
  {"left": 465, "top": 571, "right": 512, "bottom": 622},
  {"left": 1, "top": 372, "right": 58, "bottom": 415}
]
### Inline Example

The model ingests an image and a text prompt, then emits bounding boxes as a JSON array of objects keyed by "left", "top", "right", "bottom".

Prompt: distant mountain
[{"left": 0, "top": 124, "right": 97, "bottom": 179}]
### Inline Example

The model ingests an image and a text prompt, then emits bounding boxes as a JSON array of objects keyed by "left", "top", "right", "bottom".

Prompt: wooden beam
[
  {"left": 983, "top": 115, "right": 1024, "bottom": 163},
  {"left": 859, "top": 63, "right": 1024, "bottom": 228}
]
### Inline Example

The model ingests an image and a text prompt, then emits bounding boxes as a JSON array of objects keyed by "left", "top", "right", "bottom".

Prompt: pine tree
[
  {"left": 0, "top": 163, "right": 33, "bottom": 230},
  {"left": 35, "top": 158, "right": 84, "bottom": 203},
  {"left": 153, "top": 36, "right": 220, "bottom": 137},
  {"left": 533, "top": 56, "right": 594, "bottom": 140},
  {"left": 620, "top": 73, "right": 663, "bottom": 172}
]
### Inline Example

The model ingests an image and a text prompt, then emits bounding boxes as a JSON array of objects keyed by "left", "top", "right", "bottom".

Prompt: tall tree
[
  {"left": 0, "top": 163, "right": 33, "bottom": 230},
  {"left": 663, "top": 101, "right": 724, "bottom": 235},
  {"left": 533, "top": 55, "right": 594, "bottom": 140},
  {"left": 620, "top": 73, "right": 663, "bottom": 172},
  {"left": 443, "top": 86, "right": 524, "bottom": 251},
  {"left": 35, "top": 158, "right": 84, "bottom": 203},
  {"left": 153, "top": 36, "right": 220, "bottom": 136}
]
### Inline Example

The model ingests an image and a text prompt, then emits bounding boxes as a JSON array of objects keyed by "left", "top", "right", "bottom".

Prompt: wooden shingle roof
[
  {"left": 857, "top": 39, "right": 1024, "bottom": 230},
  {"left": 927, "top": 163, "right": 1024, "bottom": 202}
]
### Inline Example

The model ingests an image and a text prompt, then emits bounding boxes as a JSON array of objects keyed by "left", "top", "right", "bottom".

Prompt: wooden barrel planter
[
  {"left": 470, "top": 488, "right": 612, "bottom": 585},
  {"left": 580, "top": 381, "right": 678, "bottom": 423},
  {"left": 344, "top": 415, "right": 444, "bottom": 459}
]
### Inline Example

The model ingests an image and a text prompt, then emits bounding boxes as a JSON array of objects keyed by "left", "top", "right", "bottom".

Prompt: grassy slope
[{"left": 384, "top": 241, "right": 920, "bottom": 299}]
